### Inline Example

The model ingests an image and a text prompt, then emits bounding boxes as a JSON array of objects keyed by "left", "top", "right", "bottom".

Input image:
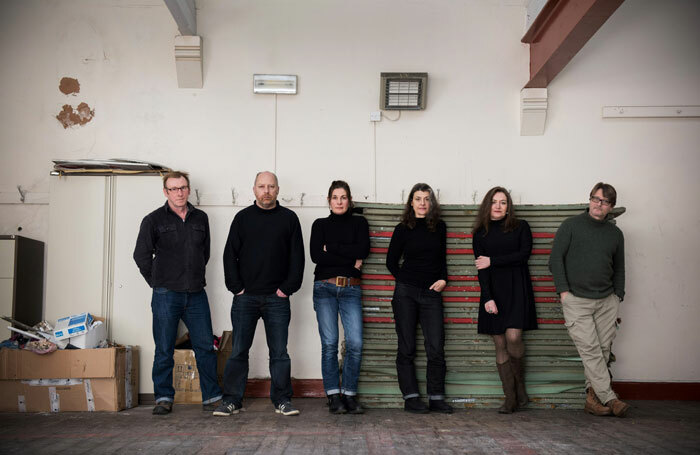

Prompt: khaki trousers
[{"left": 561, "top": 292, "right": 620, "bottom": 404}]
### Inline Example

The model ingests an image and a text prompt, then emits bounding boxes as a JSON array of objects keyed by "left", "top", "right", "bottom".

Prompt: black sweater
[
  {"left": 133, "top": 202, "right": 209, "bottom": 292},
  {"left": 223, "top": 202, "right": 305, "bottom": 296},
  {"left": 310, "top": 211, "right": 370, "bottom": 281},
  {"left": 386, "top": 218, "right": 448, "bottom": 288}
]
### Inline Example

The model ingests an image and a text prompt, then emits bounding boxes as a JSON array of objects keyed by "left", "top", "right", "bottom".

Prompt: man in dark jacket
[
  {"left": 133, "top": 171, "right": 222, "bottom": 415},
  {"left": 215, "top": 171, "right": 305, "bottom": 417},
  {"left": 549, "top": 182, "right": 629, "bottom": 418}
]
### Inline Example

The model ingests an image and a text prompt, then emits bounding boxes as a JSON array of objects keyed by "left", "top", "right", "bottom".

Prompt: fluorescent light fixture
[
  {"left": 253, "top": 74, "right": 297, "bottom": 94},
  {"left": 380, "top": 72, "right": 428, "bottom": 110}
]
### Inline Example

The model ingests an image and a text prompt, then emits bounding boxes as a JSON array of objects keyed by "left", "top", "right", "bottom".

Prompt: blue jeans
[
  {"left": 313, "top": 280, "right": 363, "bottom": 396},
  {"left": 222, "top": 293, "right": 292, "bottom": 406},
  {"left": 151, "top": 288, "right": 222, "bottom": 404}
]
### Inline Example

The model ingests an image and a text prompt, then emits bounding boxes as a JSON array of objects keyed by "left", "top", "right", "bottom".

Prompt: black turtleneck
[
  {"left": 223, "top": 202, "right": 305, "bottom": 296},
  {"left": 310, "top": 210, "right": 370, "bottom": 280},
  {"left": 386, "top": 218, "right": 448, "bottom": 288}
]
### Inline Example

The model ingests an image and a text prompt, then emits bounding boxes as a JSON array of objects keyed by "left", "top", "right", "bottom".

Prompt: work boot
[
  {"left": 342, "top": 394, "right": 365, "bottom": 414},
  {"left": 404, "top": 397, "right": 430, "bottom": 414},
  {"left": 510, "top": 356, "right": 529, "bottom": 408},
  {"left": 496, "top": 361, "right": 517, "bottom": 414},
  {"left": 584, "top": 388, "right": 612, "bottom": 416},
  {"left": 327, "top": 393, "right": 347, "bottom": 414},
  {"left": 606, "top": 398, "right": 630, "bottom": 417},
  {"left": 429, "top": 399, "right": 454, "bottom": 414}
]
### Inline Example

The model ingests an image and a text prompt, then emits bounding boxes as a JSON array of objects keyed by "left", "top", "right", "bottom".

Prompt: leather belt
[{"left": 324, "top": 277, "right": 361, "bottom": 287}]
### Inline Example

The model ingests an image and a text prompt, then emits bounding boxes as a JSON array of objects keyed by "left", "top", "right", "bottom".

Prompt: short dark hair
[
  {"left": 401, "top": 183, "right": 441, "bottom": 231},
  {"left": 590, "top": 182, "right": 617, "bottom": 207},
  {"left": 472, "top": 186, "right": 520, "bottom": 235},
  {"left": 162, "top": 171, "right": 190, "bottom": 189},
  {"left": 327, "top": 180, "right": 354, "bottom": 209}
]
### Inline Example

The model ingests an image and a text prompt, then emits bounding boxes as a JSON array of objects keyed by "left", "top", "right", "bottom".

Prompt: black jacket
[{"left": 133, "top": 202, "right": 210, "bottom": 292}]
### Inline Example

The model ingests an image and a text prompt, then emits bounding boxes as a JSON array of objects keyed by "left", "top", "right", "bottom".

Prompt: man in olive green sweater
[{"left": 549, "top": 182, "right": 630, "bottom": 418}]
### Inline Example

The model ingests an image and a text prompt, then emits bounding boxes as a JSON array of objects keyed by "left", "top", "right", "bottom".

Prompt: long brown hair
[
  {"left": 401, "top": 183, "right": 441, "bottom": 231},
  {"left": 472, "top": 186, "right": 519, "bottom": 235}
]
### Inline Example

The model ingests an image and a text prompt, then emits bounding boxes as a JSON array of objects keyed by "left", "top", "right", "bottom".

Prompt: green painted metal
[{"left": 346, "top": 202, "right": 625, "bottom": 409}]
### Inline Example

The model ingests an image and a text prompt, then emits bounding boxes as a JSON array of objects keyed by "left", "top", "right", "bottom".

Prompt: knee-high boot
[
  {"left": 496, "top": 361, "right": 517, "bottom": 414},
  {"left": 510, "top": 356, "right": 529, "bottom": 408}
]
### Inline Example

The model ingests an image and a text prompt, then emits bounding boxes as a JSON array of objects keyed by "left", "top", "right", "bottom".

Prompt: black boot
[
  {"left": 510, "top": 356, "right": 529, "bottom": 408},
  {"left": 404, "top": 397, "right": 430, "bottom": 414},
  {"left": 327, "top": 393, "right": 347, "bottom": 414},
  {"left": 342, "top": 394, "right": 365, "bottom": 414},
  {"left": 496, "top": 361, "right": 517, "bottom": 414},
  {"left": 429, "top": 399, "right": 453, "bottom": 414}
]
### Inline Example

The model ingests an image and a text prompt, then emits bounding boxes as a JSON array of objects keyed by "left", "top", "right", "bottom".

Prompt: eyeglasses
[
  {"left": 590, "top": 196, "right": 611, "bottom": 207},
  {"left": 166, "top": 186, "right": 189, "bottom": 193}
]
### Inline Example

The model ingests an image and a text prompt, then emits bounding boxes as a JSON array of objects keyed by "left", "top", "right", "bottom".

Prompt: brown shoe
[
  {"left": 509, "top": 356, "right": 529, "bottom": 408},
  {"left": 584, "top": 388, "right": 612, "bottom": 416},
  {"left": 496, "top": 361, "right": 517, "bottom": 414},
  {"left": 606, "top": 398, "right": 630, "bottom": 417}
]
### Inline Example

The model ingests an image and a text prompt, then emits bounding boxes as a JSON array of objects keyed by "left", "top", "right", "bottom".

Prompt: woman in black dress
[
  {"left": 386, "top": 183, "right": 452, "bottom": 414},
  {"left": 473, "top": 186, "right": 537, "bottom": 413}
]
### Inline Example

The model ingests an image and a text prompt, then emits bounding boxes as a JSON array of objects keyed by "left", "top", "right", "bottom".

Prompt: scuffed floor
[{"left": 0, "top": 398, "right": 698, "bottom": 454}]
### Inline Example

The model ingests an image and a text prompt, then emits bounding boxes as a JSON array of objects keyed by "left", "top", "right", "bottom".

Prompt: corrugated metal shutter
[{"left": 351, "top": 202, "right": 625, "bottom": 409}]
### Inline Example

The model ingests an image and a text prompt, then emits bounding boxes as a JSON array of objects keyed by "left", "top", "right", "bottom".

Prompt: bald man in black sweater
[{"left": 215, "top": 171, "right": 305, "bottom": 417}]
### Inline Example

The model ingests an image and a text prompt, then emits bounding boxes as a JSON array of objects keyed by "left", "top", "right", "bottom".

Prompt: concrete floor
[{"left": 0, "top": 399, "right": 698, "bottom": 454}]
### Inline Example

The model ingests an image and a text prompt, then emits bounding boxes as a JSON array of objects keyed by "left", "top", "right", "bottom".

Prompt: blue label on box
[
  {"left": 68, "top": 325, "right": 86, "bottom": 335},
  {"left": 55, "top": 330, "right": 64, "bottom": 338}
]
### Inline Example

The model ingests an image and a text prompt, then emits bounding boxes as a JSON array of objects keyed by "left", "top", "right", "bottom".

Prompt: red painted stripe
[
  {"left": 371, "top": 231, "right": 555, "bottom": 239},
  {"left": 363, "top": 295, "right": 559, "bottom": 303},
  {"left": 363, "top": 317, "right": 564, "bottom": 324},
  {"left": 362, "top": 284, "right": 556, "bottom": 293},
  {"left": 442, "top": 296, "right": 559, "bottom": 303},
  {"left": 370, "top": 247, "right": 551, "bottom": 255},
  {"left": 361, "top": 275, "right": 554, "bottom": 283}
]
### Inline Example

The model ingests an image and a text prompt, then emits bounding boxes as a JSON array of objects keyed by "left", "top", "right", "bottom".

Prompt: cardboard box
[
  {"left": 0, "top": 346, "right": 139, "bottom": 412},
  {"left": 173, "top": 332, "right": 232, "bottom": 404},
  {"left": 53, "top": 312, "right": 93, "bottom": 340},
  {"left": 173, "top": 349, "right": 201, "bottom": 404},
  {"left": 69, "top": 320, "right": 107, "bottom": 349}
]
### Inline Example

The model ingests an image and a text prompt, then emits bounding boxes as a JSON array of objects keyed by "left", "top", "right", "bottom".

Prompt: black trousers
[{"left": 391, "top": 281, "right": 446, "bottom": 399}]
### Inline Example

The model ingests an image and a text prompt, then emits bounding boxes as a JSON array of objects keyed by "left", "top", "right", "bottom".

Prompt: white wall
[{"left": 0, "top": 0, "right": 698, "bottom": 388}]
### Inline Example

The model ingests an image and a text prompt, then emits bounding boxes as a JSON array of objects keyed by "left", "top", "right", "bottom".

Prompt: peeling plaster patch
[
  {"left": 56, "top": 103, "right": 95, "bottom": 128},
  {"left": 59, "top": 77, "right": 80, "bottom": 95}
]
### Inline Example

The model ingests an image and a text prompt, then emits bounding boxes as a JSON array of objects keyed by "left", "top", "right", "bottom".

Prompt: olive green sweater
[{"left": 549, "top": 211, "right": 625, "bottom": 300}]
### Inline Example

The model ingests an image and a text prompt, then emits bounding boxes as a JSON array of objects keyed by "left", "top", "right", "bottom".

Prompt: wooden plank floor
[{"left": 0, "top": 398, "right": 698, "bottom": 454}]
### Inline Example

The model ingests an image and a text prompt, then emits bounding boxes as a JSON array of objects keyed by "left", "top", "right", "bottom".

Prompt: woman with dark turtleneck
[
  {"left": 386, "top": 183, "right": 452, "bottom": 414},
  {"left": 473, "top": 186, "right": 537, "bottom": 414},
  {"left": 310, "top": 180, "right": 369, "bottom": 414}
]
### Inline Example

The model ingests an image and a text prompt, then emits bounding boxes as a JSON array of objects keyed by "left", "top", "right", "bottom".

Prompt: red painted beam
[
  {"left": 370, "top": 231, "right": 555, "bottom": 239},
  {"left": 369, "top": 247, "right": 551, "bottom": 255},
  {"left": 363, "top": 316, "right": 565, "bottom": 324},
  {"left": 362, "top": 275, "right": 555, "bottom": 282},
  {"left": 522, "top": 0, "right": 625, "bottom": 88}
]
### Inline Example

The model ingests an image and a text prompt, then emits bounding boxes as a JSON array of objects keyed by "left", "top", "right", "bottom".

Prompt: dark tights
[{"left": 492, "top": 328, "right": 524, "bottom": 364}]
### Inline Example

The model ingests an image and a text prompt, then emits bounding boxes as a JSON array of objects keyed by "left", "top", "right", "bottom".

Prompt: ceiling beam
[
  {"left": 164, "top": 0, "right": 196, "bottom": 36},
  {"left": 521, "top": 0, "right": 625, "bottom": 88}
]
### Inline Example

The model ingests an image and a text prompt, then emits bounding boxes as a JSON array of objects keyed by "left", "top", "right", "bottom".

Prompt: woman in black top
[
  {"left": 310, "top": 180, "right": 369, "bottom": 414},
  {"left": 473, "top": 186, "right": 537, "bottom": 413},
  {"left": 386, "top": 183, "right": 452, "bottom": 414}
]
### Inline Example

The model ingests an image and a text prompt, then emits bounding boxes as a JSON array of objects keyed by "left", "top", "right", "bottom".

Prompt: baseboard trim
[
  {"left": 612, "top": 381, "right": 700, "bottom": 401},
  {"left": 138, "top": 380, "right": 700, "bottom": 404}
]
